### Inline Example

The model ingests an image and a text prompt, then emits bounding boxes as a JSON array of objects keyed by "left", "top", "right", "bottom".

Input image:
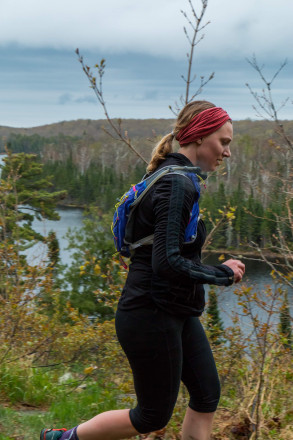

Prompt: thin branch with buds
[
  {"left": 75, "top": 49, "right": 148, "bottom": 165},
  {"left": 169, "top": 0, "right": 214, "bottom": 115},
  {"left": 246, "top": 55, "right": 293, "bottom": 152},
  {"left": 250, "top": 241, "right": 293, "bottom": 289}
]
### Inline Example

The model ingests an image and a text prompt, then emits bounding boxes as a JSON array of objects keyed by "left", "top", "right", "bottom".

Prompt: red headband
[{"left": 176, "top": 107, "right": 231, "bottom": 146}]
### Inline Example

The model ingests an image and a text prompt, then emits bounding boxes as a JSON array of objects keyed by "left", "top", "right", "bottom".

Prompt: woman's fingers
[{"left": 223, "top": 259, "right": 246, "bottom": 283}]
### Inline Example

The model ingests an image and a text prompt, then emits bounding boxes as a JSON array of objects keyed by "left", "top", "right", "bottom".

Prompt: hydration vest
[{"left": 111, "top": 165, "right": 205, "bottom": 261}]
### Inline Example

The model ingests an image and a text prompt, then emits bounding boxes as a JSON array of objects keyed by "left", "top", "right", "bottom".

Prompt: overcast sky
[{"left": 1, "top": 0, "right": 293, "bottom": 128}]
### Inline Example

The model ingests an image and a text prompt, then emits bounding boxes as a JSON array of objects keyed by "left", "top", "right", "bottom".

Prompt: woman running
[{"left": 41, "top": 100, "right": 245, "bottom": 440}]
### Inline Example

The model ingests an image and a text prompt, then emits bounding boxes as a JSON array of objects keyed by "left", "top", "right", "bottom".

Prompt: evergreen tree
[
  {"left": 0, "top": 152, "right": 66, "bottom": 302},
  {"left": 231, "top": 181, "right": 246, "bottom": 247},
  {"left": 47, "top": 230, "right": 60, "bottom": 267},
  {"left": 0, "top": 151, "right": 66, "bottom": 246},
  {"left": 279, "top": 291, "right": 292, "bottom": 350},
  {"left": 215, "top": 182, "right": 227, "bottom": 210},
  {"left": 206, "top": 287, "right": 224, "bottom": 344},
  {"left": 41, "top": 158, "right": 145, "bottom": 212},
  {"left": 60, "top": 208, "right": 125, "bottom": 319},
  {"left": 213, "top": 182, "right": 228, "bottom": 248},
  {"left": 251, "top": 198, "right": 264, "bottom": 246}
]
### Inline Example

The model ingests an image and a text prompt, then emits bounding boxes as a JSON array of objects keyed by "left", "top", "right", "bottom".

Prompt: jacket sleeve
[{"left": 151, "top": 173, "right": 234, "bottom": 286}]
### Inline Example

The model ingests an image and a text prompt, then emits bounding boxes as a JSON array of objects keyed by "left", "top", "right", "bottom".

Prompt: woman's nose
[{"left": 223, "top": 146, "right": 231, "bottom": 157}]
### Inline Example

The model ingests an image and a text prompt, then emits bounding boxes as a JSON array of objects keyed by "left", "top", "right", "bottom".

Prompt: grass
[
  {"left": 1, "top": 360, "right": 292, "bottom": 440},
  {"left": 0, "top": 364, "right": 61, "bottom": 406},
  {"left": 49, "top": 383, "right": 124, "bottom": 427},
  {"left": 0, "top": 365, "right": 125, "bottom": 440},
  {"left": 0, "top": 384, "right": 123, "bottom": 439},
  {"left": 0, "top": 406, "right": 48, "bottom": 440}
]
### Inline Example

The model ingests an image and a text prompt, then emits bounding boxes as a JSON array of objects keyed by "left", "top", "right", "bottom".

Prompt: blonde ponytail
[{"left": 147, "top": 133, "right": 174, "bottom": 173}]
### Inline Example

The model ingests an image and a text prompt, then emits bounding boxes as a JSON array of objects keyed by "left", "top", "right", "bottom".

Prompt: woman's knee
[
  {"left": 189, "top": 379, "right": 221, "bottom": 413},
  {"left": 129, "top": 407, "right": 172, "bottom": 434}
]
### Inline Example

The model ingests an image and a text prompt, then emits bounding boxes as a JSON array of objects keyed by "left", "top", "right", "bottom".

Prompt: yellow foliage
[
  {"left": 226, "top": 211, "right": 235, "bottom": 220},
  {"left": 84, "top": 366, "right": 96, "bottom": 375},
  {"left": 0, "top": 241, "right": 100, "bottom": 370},
  {"left": 94, "top": 264, "right": 101, "bottom": 275}
]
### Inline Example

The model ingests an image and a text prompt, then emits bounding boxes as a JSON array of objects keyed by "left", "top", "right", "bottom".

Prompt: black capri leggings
[{"left": 115, "top": 306, "right": 220, "bottom": 434}]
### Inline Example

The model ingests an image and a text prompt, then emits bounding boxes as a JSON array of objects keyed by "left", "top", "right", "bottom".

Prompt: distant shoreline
[{"left": 203, "top": 248, "right": 289, "bottom": 262}]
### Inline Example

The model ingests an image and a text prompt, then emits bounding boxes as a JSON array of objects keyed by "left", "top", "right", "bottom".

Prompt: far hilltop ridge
[{"left": 1, "top": 118, "right": 293, "bottom": 141}]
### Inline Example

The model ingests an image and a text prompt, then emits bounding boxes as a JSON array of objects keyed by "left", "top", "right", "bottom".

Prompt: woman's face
[{"left": 195, "top": 121, "right": 233, "bottom": 172}]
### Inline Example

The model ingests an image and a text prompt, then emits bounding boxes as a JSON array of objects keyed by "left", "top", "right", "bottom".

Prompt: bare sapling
[{"left": 170, "top": 0, "right": 214, "bottom": 115}]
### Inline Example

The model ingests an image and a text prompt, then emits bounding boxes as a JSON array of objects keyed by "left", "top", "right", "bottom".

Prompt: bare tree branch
[
  {"left": 75, "top": 49, "right": 148, "bottom": 165},
  {"left": 170, "top": 0, "right": 214, "bottom": 115},
  {"left": 246, "top": 55, "right": 293, "bottom": 152}
]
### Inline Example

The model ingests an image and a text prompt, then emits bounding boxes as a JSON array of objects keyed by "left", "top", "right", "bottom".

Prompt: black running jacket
[{"left": 118, "top": 153, "right": 234, "bottom": 316}]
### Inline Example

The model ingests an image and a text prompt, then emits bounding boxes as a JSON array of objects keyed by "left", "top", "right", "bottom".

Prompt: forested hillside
[{"left": 1, "top": 118, "right": 292, "bottom": 198}]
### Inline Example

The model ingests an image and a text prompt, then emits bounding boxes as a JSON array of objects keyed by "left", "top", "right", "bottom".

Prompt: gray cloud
[
  {"left": 1, "top": 0, "right": 293, "bottom": 128},
  {"left": 143, "top": 90, "right": 159, "bottom": 101},
  {"left": 58, "top": 93, "right": 72, "bottom": 105},
  {"left": 58, "top": 93, "right": 98, "bottom": 105},
  {"left": 75, "top": 95, "right": 97, "bottom": 104},
  {"left": 1, "top": 45, "right": 292, "bottom": 129},
  {"left": 1, "top": 0, "right": 293, "bottom": 62}
]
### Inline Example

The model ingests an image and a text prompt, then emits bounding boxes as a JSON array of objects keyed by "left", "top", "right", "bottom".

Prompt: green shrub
[{"left": 0, "top": 364, "right": 61, "bottom": 406}]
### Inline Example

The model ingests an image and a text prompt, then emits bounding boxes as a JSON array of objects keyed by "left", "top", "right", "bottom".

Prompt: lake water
[
  {"left": 203, "top": 252, "right": 292, "bottom": 327},
  {"left": 25, "top": 207, "right": 84, "bottom": 266}
]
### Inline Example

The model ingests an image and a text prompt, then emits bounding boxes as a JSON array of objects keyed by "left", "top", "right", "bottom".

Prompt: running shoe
[{"left": 40, "top": 428, "right": 67, "bottom": 440}]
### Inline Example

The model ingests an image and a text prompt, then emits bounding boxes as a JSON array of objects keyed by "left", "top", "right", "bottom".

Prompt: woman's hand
[{"left": 223, "top": 259, "right": 245, "bottom": 283}]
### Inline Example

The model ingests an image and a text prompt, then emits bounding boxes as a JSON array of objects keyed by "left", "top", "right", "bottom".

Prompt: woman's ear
[{"left": 195, "top": 138, "right": 202, "bottom": 145}]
